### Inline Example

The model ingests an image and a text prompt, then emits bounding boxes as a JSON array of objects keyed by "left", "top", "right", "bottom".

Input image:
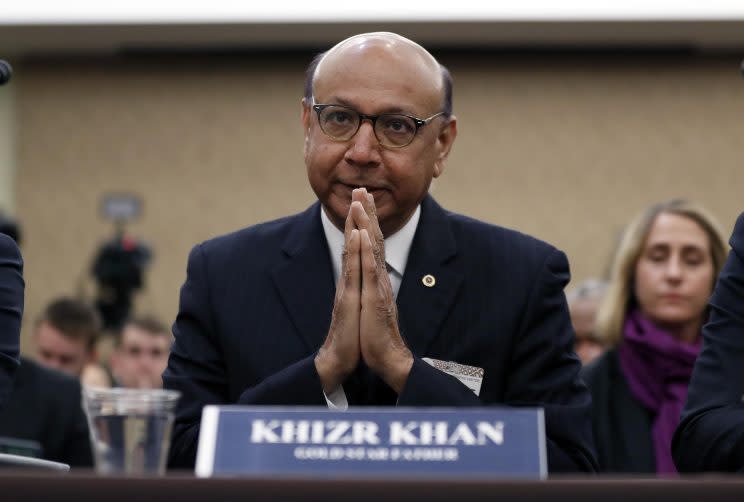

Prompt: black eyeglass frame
[{"left": 311, "top": 103, "right": 446, "bottom": 148}]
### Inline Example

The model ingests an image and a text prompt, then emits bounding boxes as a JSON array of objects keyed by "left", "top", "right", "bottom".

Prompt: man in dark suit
[
  {"left": 164, "top": 32, "right": 597, "bottom": 473},
  {"left": 0, "top": 232, "right": 92, "bottom": 466},
  {"left": 0, "top": 356, "right": 93, "bottom": 467},
  {"left": 673, "top": 212, "right": 744, "bottom": 472},
  {"left": 0, "top": 233, "right": 22, "bottom": 412}
]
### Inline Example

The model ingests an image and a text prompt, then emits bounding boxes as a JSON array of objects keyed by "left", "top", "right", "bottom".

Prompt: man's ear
[
  {"left": 301, "top": 98, "right": 312, "bottom": 155},
  {"left": 301, "top": 97, "right": 312, "bottom": 131},
  {"left": 433, "top": 115, "right": 457, "bottom": 178}
]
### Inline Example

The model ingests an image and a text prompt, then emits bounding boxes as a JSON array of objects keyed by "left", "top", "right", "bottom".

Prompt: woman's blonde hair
[{"left": 595, "top": 199, "right": 728, "bottom": 347}]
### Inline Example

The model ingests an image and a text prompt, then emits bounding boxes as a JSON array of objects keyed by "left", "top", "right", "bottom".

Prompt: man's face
[
  {"left": 34, "top": 321, "right": 91, "bottom": 377},
  {"left": 569, "top": 297, "right": 604, "bottom": 365},
  {"left": 111, "top": 324, "right": 171, "bottom": 389},
  {"left": 302, "top": 37, "right": 457, "bottom": 237}
]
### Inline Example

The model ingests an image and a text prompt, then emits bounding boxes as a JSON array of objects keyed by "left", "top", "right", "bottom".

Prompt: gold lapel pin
[{"left": 422, "top": 274, "right": 436, "bottom": 287}]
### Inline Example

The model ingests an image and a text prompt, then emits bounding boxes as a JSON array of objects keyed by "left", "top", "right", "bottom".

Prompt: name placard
[{"left": 196, "top": 406, "right": 546, "bottom": 479}]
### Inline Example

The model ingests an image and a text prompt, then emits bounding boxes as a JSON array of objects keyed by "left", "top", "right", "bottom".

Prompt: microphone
[{"left": 0, "top": 60, "right": 12, "bottom": 86}]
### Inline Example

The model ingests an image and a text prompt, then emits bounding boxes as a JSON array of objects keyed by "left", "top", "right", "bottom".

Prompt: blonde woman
[{"left": 582, "top": 199, "right": 727, "bottom": 474}]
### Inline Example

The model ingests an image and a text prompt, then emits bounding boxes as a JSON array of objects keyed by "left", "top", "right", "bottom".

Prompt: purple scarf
[{"left": 617, "top": 310, "right": 701, "bottom": 475}]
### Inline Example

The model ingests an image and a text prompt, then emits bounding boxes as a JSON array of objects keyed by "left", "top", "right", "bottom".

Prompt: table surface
[{"left": 2, "top": 471, "right": 744, "bottom": 502}]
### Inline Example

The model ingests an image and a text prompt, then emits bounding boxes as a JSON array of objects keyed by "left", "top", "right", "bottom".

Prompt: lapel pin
[{"left": 422, "top": 274, "right": 436, "bottom": 287}]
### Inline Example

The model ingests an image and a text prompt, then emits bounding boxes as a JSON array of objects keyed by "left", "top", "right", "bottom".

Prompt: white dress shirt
[{"left": 319, "top": 205, "right": 421, "bottom": 409}]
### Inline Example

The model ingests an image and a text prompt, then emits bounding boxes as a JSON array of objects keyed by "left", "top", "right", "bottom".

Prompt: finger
[
  {"left": 351, "top": 199, "right": 391, "bottom": 296},
  {"left": 343, "top": 229, "right": 362, "bottom": 326},
  {"left": 363, "top": 192, "right": 384, "bottom": 243},
  {"left": 344, "top": 199, "right": 357, "bottom": 243},
  {"left": 350, "top": 188, "right": 370, "bottom": 227},
  {"left": 362, "top": 227, "right": 392, "bottom": 303},
  {"left": 338, "top": 205, "right": 359, "bottom": 290},
  {"left": 359, "top": 193, "right": 386, "bottom": 268},
  {"left": 350, "top": 199, "right": 372, "bottom": 233},
  {"left": 341, "top": 226, "right": 360, "bottom": 280},
  {"left": 351, "top": 187, "right": 368, "bottom": 205},
  {"left": 350, "top": 189, "right": 386, "bottom": 275},
  {"left": 360, "top": 229, "right": 378, "bottom": 294},
  {"left": 360, "top": 229, "right": 396, "bottom": 323},
  {"left": 333, "top": 228, "right": 361, "bottom": 323},
  {"left": 349, "top": 187, "right": 382, "bottom": 244},
  {"left": 351, "top": 188, "right": 374, "bottom": 227},
  {"left": 346, "top": 229, "right": 361, "bottom": 291},
  {"left": 348, "top": 194, "right": 378, "bottom": 247}
]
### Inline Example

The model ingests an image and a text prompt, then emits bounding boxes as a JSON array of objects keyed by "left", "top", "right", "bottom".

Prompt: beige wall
[{"left": 13, "top": 52, "right": 744, "bottom": 351}]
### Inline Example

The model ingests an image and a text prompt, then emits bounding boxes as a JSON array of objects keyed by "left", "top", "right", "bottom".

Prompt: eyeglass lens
[{"left": 318, "top": 106, "right": 418, "bottom": 147}]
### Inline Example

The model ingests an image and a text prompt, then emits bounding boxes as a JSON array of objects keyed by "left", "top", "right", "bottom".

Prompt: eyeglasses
[{"left": 312, "top": 103, "right": 445, "bottom": 148}]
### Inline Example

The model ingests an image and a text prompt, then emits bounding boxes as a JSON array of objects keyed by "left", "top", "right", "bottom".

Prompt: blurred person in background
[
  {"left": 582, "top": 199, "right": 727, "bottom": 474},
  {"left": 0, "top": 238, "right": 91, "bottom": 466},
  {"left": 673, "top": 211, "right": 744, "bottom": 472},
  {"left": 567, "top": 279, "right": 608, "bottom": 365},
  {"left": 0, "top": 354, "right": 93, "bottom": 467},
  {"left": 33, "top": 297, "right": 111, "bottom": 388},
  {"left": 0, "top": 232, "right": 23, "bottom": 412},
  {"left": 110, "top": 316, "right": 171, "bottom": 389}
]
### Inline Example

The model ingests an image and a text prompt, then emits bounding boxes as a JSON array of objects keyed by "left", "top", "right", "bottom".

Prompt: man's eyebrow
[
  {"left": 326, "top": 96, "right": 354, "bottom": 107},
  {"left": 324, "top": 96, "right": 413, "bottom": 115}
]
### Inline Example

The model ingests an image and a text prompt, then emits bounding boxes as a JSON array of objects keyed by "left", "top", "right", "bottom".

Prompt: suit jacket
[
  {"left": 581, "top": 350, "right": 656, "bottom": 473},
  {"left": 0, "top": 233, "right": 23, "bottom": 413},
  {"left": 164, "top": 195, "right": 597, "bottom": 472},
  {"left": 673, "top": 211, "right": 744, "bottom": 472},
  {"left": 0, "top": 357, "right": 93, "bottom": 467}
]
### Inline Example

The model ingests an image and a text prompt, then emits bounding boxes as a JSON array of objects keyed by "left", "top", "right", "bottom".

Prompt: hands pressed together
[{"left": 315, "top": 188, "right": 414, "bottom": 395}]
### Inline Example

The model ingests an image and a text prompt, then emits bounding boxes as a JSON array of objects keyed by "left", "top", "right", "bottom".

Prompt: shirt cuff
[{"left": 324, "top": 386, "right": 349, "bottom": 411}]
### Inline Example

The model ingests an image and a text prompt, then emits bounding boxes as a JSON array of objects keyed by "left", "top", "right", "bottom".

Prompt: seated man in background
[
  {"left": 33, "top": 297, "right": 110, "bottom": 388},
  {"left": 0, "top": 355, "right": 93, "bottom": 467},
  {"left": 567, "top": 279, "right": 608, "bottom": 365},
  {"left": 165, "top": 32, "right": 596, "bottom": 472},
  {"left": 0, "top": 238, "right": 92, "bottom": 466},
  {"left": 110, "top": 316, "right": 171, "bottom": 389},
  {"left": 0, "top": 232, "right": 23, "bottom": 412}
]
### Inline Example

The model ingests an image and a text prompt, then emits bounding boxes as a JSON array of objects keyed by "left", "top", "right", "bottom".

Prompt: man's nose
[{"left": 344, "top": 121, "right": 381, "bottom": 167}]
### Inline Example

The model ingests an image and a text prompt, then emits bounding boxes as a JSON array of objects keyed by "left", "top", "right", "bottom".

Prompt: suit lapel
[
  {"left": 396, "top": 195, "right": 463, "bottom": 357},
  {"left": 271, "top": 203, "right": 335, "bottom": 352}
]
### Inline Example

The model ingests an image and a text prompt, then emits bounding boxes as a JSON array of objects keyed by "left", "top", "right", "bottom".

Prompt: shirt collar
[{"left": 320, "top": 205, "right": 421, "bottom": 281}]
